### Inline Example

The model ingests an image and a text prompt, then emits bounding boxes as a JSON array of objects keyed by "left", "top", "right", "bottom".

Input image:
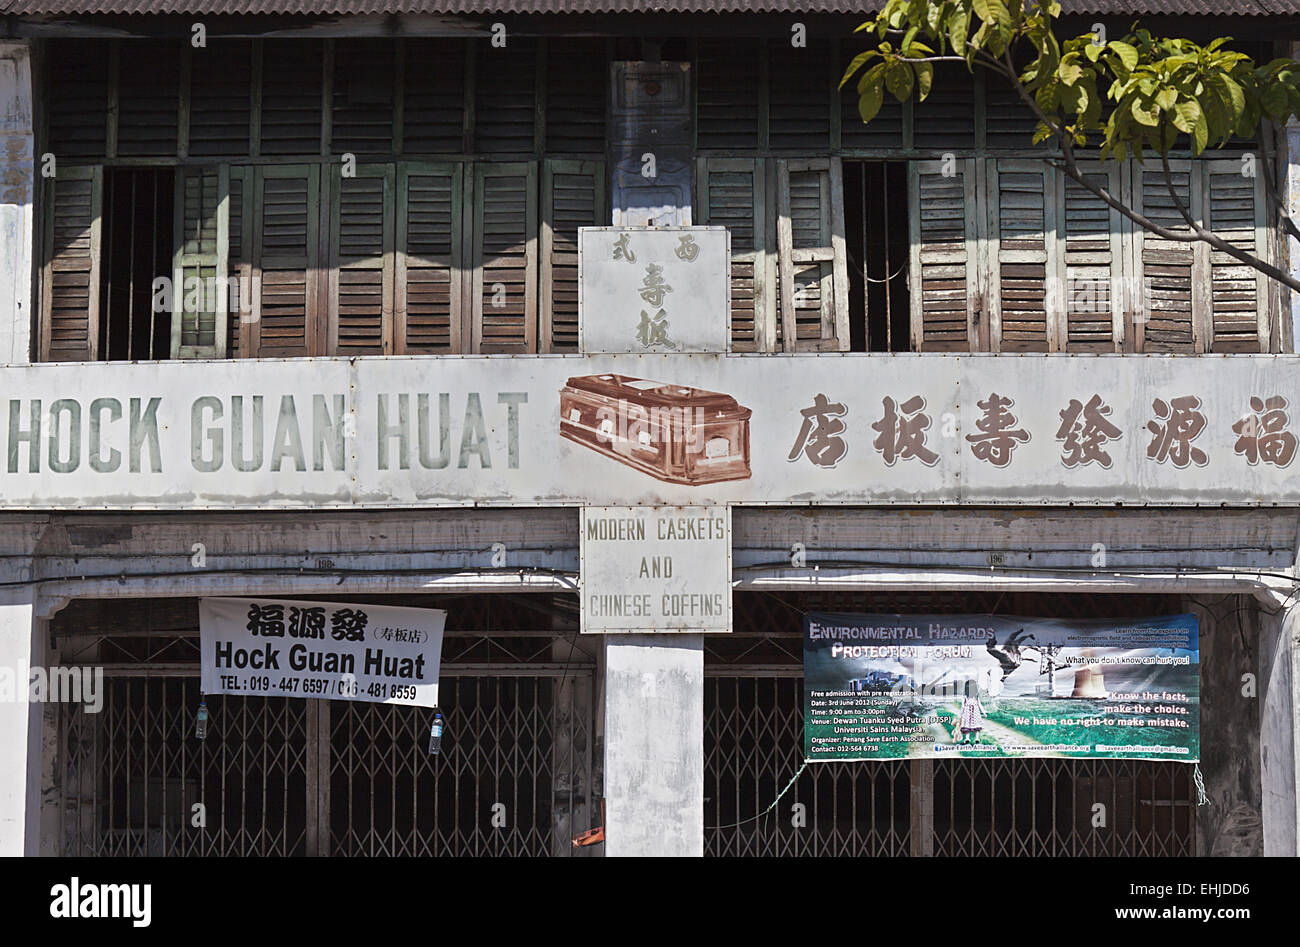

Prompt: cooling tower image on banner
[{"left": 559, "top": 374, "right": 752, "bottom": 485}]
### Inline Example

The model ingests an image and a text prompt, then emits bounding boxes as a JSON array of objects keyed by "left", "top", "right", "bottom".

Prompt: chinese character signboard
[
  {"left": 1, "top": 354, "right": 1299, "bottom": 508},
  {"left": 580, "top": 227, "right": 730, "bottom": 353},
  {"left": 804, "top": 613, "right": 1199, "bottom": 762},
  {"left": 199, "top": 597, "right": 446, "bottom": 707},
  {"left": 580, "top": 506, "right": 731, "bottom": 634}
]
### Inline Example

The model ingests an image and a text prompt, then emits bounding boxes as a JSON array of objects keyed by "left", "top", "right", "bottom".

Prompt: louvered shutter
[
  {"left": 1203, "top": 158, "right": 1268, "bottom": 352},
  {"left": 774, "top": 158, "right": 849, "bottom": 351},
  {"left": 41, "top": 166, "right": 102, "bottom": 361},
  {"left": 249, "top": 165, "right": 321, "bottom": 357},
  {"left": 696, "top": 38, "right": 760, "bottom": 152},
  {"left": 1061, "top": 163, "right": 1124, "bottom": 352},
  {"left": 171, "top": 166, "right": 228, "bottom": 358},
  {"left": 541, "top": 159, "right": 604, "bottom": 353},
  {"left": 189, "top": 40, "right": 253, "bottom": 158},
  {"left": 471, "top": 163, "right": 537, "bottom": 353},
  {"left": 909, "top": 158, "right": 978, "bottom": 351},
  {"left": 1130, "top": 159, "right": 1201, "bottom": 352},
  {"left": 402, "top": 39, "right": 466, "bottom": 154},
  {"left": 985, "top": 158, "right": 1059, "bottom": 352},
  {"left": 767, "top": 39, "right": 832, "bottom": 151},
  {"left": 259, "top": 40, "right": 325, "bottom": 156},
  {"left": 228, "top": 167, "right": 248, "bottom": 356},
  {"left": 115, "top": 40, "right": 181, "bottom": 157},
  {"left": 396, "top": 162, "right": 463, "bottom": 354},
  {"left": 328, "top": 164, "right": 394, "bottom": 355},
  {"left": 544, "top": 39, "right": 607, "bottom": 154},
  {"left": 697, "top": 157, "right": 771, "bottom": 351}
]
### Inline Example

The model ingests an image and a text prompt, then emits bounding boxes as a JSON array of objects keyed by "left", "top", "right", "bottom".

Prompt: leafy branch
[{"left": 842, "top": 0, "right": 1300, "bottom": 293}]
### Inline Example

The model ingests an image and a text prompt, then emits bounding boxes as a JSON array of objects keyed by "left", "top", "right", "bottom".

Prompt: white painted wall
[
  {"left": 0, "top": 41, "right": 33, "bottom": 365},
  {"left": 603, "top": 634, "right": 703, "bottom": 856},
  {"left": 0, "top": 588, "right": 39, "bottom": 855}
]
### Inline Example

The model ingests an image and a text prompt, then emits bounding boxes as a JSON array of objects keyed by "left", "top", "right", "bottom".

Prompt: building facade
[{"left": 1, "top": 0, "right": 1299, "bottom": 856}]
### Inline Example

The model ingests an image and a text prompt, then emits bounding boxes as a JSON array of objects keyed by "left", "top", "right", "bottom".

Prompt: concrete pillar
[
  {"left": 0, "top": 41, "right": 34, "bottom": 364},
  {"left": 603, "top": 634, "right": 703, "bottom": 856},
  {"left": 0, "top": 587, "right": 41, "bottom": 855},
  {"left": 1259, "top": 595, "right": 1300, "bottom": 856}
]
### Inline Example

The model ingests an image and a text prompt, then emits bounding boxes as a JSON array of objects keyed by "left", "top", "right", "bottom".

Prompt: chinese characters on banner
[
  {"left": 803, "top": 613, "right": 1200, "bottom": 762},
  {"left": 199, "top": 597, "right": 446, "bottom": 707}
]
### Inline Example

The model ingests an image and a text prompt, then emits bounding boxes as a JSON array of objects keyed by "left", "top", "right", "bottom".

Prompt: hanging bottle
[
  {"left": 428, "top": 711, "right": 444, "bottom": 755},
  {"left": 196, "top": 700, "right": 209, "bottom": 741}
]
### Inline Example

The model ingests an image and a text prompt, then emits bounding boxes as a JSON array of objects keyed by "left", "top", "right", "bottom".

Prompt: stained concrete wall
[
  {"left": 0, "top": 41, "right": 32, "bottom": 365},
  {"left": 603, "top": 634, "right": 702, "bottom": 856}
]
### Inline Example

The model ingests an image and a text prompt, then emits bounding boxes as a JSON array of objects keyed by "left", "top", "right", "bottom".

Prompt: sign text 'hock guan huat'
[{"left": 0, "top": 354, "right": 1298, "bottom": 508}]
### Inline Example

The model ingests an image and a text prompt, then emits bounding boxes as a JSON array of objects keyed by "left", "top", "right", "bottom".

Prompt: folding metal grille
[
  {"left": 59, "top": 666, "right": 593, "bottom": 857},
  {"left": 328, "top": 670, "right": 593, "bottom": 856},
  {"left": 60, "top": 678, "right": 309, "bottom": 856}
]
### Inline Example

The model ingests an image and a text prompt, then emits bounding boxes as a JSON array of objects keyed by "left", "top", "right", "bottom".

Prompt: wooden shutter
[
  {"left": 696, "top": 38, "right": 761, "bottom": 152},
  {"left": 249, "top": 165, "right": 321, "bottom": 357},
  {"left": 228, "top": 167, "right": 249, "bottom": 357},
  {"left": 985, "top": 158, "right": 1059, "bottom": 352},
  {"left": 1130, "top": 159, "right": 1201, "bottom": 352},
  {"left": 1203, "top": 158, "right": 1268, "bottom": 352},
  {"left": 697, "top": 157, "right": 771, "bottom": 351},
  {"left": 115, "top": 40, "right": 181, "bottom": 157},
  {"left": 259, "top": 40, "right": 325, "bottom": 156},
  {"left": 171, "top": 166, "right": 228, "bottom": 358},
  {"left": 909, "top": 158, "right": 978, "bottom": 351},
  {"left": 329, "top": 164, "right": 394, "bottom": 355},
  {"left": 774, "top": 157, "right": 850, "bottom": 351},
  {"left": 541, "top": 159, "right": 604, "bottom": 353},
  {"left": 471, "top": 162, "right": 537, "bottom": 353},
  {"left": 189, "top": 40, "right": 253, "bottom": 158},
  {"left": 1061, "top": 163, "right": 1124, "bottom": 352},
  {"left": 41, "top": 166, "right": 103, "bottom": 361},
  {"left": 396, "top": 162, "right": 463, "bottom": 354}
]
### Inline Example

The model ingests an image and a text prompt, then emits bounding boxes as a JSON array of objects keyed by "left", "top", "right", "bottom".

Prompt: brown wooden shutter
[
  {"left": 402, "top": 39, "right": 466, "bottom": 154},
  {"left": 171, "top": 165, "right": 228, "bottom": 358},
  {"left": 259, "top": 40, "right": 325, "bottom": 156},
  {"left": 985, "top": 158, "right": 1058, "bottom": 352},
  {"left": 774, "top": 157, "right": 850, "bottom": 351},
  {"left": 908, "top": 158, "right": 978, "bottom": 351},
  {"left": 697, "top": 157, "right": 771, "bottom": 351},
  {"left": 1203, "top": 158, "right": 1268, "bottom": 352},
  {"left": 189, "top": 40, "right": 253, "bottom": 158},
  {"left": 249, "top": 165, "right": 321, "bottom": 357},
  {"left": 396, "top": 162, "right": 464, "bottom": 354},
  {"left": 228, "top": 167, "right": 248, "bottom": 357},
  {"left": 1061, "top": 164, "right": 1124, "bottom": 352},
  {"left": 471, "top": 162, "right": 537, "bottom": 353},
  {"left": 328, "top": 164, "right": 395, "bottom": 355},
  {"left": 541, "top": 158, "right": 604, "bottom": 353},
  {"left": 1130, "top": 159, "right": 1201, "bottom": 352},
  {"left": 115, "top": 39, "right": 181, "bottom": 157},
  {"left": 696, "top": 38, "right": 761, "bottom": 152},
  {"left": 41, "top": 166, "right": 102, "bottom": 361}
]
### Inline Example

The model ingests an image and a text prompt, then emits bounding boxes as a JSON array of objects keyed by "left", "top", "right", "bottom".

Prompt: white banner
[
  {"left": 199, "top": 597, "right": 446, "bottom": 707},
  {"left": 0, "top": 354, "right": 1297, "bottom": 508}
]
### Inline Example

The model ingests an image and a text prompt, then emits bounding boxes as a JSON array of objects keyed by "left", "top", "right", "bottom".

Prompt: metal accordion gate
[
  {"left": 57, "top": 625, "right": 595, "bottom": 857},
  {"left": 704, "top": 591, "right": 1197, "bottom": 857}
]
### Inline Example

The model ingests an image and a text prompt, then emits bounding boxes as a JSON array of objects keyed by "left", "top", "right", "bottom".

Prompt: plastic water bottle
[
  {"left": 428, "top": 711, "right": 444, "bottom": 755},
  {"left": 196, "top": 701, "right": 209, "bottom": 741}
]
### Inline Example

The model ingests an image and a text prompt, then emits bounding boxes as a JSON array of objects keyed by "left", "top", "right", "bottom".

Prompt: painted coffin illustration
[{"left": 559, "top": 374, "right": 752, "bottom": 485}]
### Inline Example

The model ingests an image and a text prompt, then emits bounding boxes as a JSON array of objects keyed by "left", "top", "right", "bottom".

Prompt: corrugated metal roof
[{"left": 7, "top": 0, "right": 1300, "bottom": 15}]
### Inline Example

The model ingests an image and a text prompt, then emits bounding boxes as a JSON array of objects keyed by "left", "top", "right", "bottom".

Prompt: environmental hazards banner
[
  {"left": 804, "top": 613, "right": 1199, "bottom": 762},
  {"left": 200, "top": 597, "right": 446, "bottom": 707}
]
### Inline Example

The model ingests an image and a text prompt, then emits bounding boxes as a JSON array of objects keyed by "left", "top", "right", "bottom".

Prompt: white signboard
[
  {"left": 581, "top": 506, "right": 731, "bottom": 634},
  {"left": 0, "top": 354, "right": 1298, "bottom": 507},
  {"left": 580, "top": 226, "right": 730, "bottom": 353},
  {"left": 199, "top": 597, "right": 446, "bottom": 707}
]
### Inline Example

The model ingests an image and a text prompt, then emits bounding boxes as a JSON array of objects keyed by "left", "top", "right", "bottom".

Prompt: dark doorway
[
  {"left": 842, "top": 161, "right": 910, "bottom": 352},
  {"left": 101, "top": 167, "right": 174, "bottom": 360}
]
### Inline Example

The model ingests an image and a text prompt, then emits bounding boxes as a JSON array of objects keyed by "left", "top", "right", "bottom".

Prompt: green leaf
[
  {"left": 858, "top": 80, "right": 885, "bottom": 124},
  {"left": 1171, "top": 99, "right": 1201, "bottom": 135},
  {"left": 1058, "top": 55, "right": 1084, "bottom": 86},
  {"left": 885, "top": 60, "right": 915, "bottom": 101},
  {"left": 914, "top": 60, "right": 934, "bottom": 101},
  {"left": 839, "top": 50, "right": 876, "bottom": 90},
  {"left": 1154, "top": 87, "right": 1178, "bottom": 111},
  {"left": 950, "top": 6, "right": 969, "bottom": 56},
  {"left": 1106, "top": 40, "right": 1139, "bottom": 73},
  {"left": 1193, "top": 111, "right": 1208, "bottom": 153},
  {"left": 1130, "top": 96, "right": 1159, "bottom": 126}
]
